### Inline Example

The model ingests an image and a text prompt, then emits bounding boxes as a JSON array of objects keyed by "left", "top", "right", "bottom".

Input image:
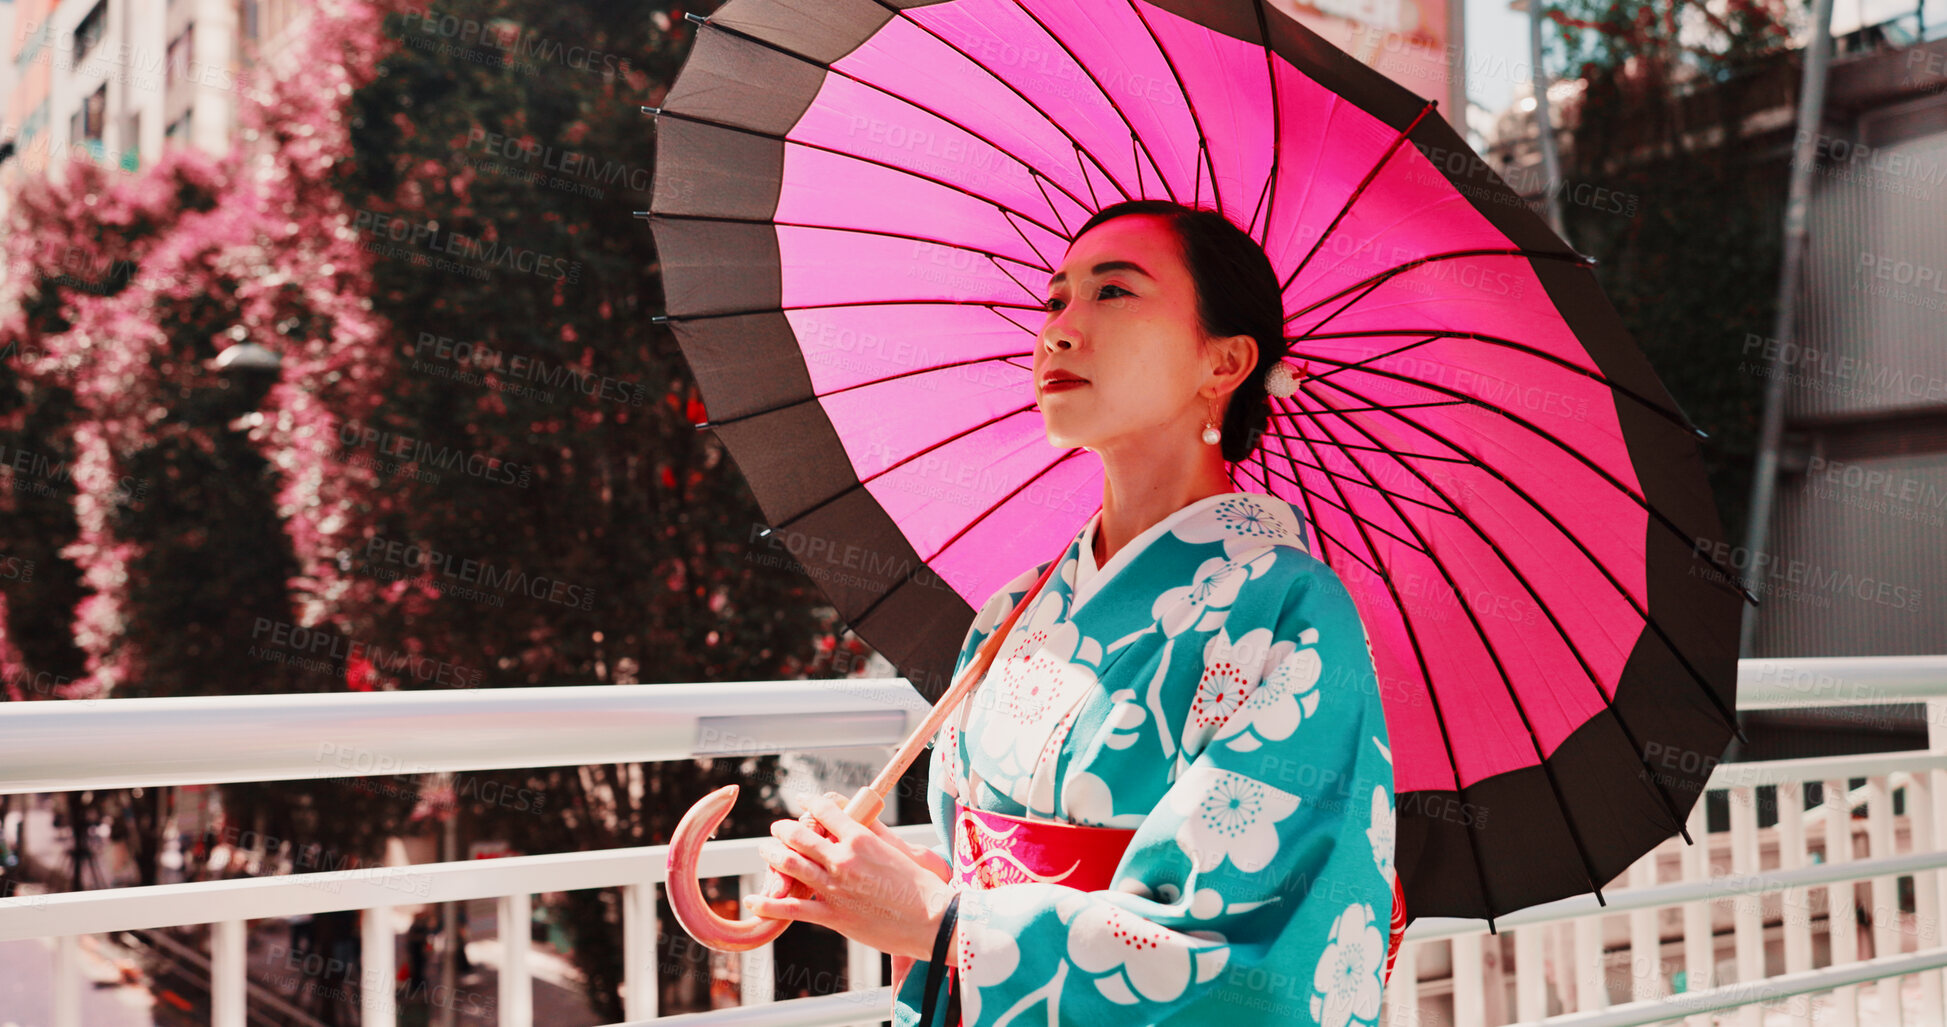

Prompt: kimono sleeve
[{"left": 950, "top": 559, "right": 1397, "bottom": 1027}]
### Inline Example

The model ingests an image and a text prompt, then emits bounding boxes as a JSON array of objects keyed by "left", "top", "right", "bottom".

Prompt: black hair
[{"left": 1070, "top": 199, "right": 1287, "bottom": 462}]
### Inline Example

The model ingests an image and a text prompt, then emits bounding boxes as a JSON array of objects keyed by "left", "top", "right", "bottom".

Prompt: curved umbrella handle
[
  {"left": 665, "top": 782, "right": 890, "bottom": 951},
  {"left": 665, "top": 549, "right": 1067, "bottom": 952}
]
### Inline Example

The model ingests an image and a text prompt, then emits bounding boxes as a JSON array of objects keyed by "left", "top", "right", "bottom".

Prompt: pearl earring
[{"left": 1201, "top": 414, "right": 1220, "bottom": 446}]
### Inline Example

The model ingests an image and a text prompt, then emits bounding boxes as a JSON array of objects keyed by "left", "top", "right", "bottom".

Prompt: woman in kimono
[{"left": 744, "top": 199, "right": 1401, "bottom": 1027}]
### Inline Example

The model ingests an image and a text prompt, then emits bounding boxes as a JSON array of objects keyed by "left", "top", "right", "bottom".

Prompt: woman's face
[{"left": 1034, "top": 214, "right": 1245, "bottom": 454}]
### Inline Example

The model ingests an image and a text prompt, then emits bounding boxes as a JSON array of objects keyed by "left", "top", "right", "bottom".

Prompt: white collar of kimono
[{"left": 1069, "top": 489, "right": 1306, "bottom": 616}]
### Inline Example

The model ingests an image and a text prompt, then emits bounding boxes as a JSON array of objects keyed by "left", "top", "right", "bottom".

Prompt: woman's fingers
[
  {"left": 860, "top": 810, "right": 919, "bottom": 855},
  {"left": 772, "top": 817, "right": 840, "bottom": 868},
  {"left": 743, "top": 891, "right": 828, "bottom": 928},
  {"left": 759, "top": 839, "right": 829, "bottom": 894},
  {"left": 803, "top": 792, "right": 869, "bottom": 842}
]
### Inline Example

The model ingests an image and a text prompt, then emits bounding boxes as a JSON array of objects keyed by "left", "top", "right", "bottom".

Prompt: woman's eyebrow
[{"left": 1047, "top": 260, "right": 1153, "bottom": 288}]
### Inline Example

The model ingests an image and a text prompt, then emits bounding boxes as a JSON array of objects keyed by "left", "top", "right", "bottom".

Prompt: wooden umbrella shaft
[{"left": 845, "top": 554, "right": 1064, "bottom": 824}]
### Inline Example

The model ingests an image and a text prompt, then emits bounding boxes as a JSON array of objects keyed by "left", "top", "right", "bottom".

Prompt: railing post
[
  {"left": 1867, "top": 777, "right": 1902, "bottom": 1024},
  {"left": 212, "top": 918, "right": 246, "bottom": 1027},
  {"left": 53, "top": 933, "right": 81, "bottom": 1027},
  {"left": 362, "top": 905, "right": 396, "bottom": 1026},
  {"left": 1574, "top": 913, "right": 1606, "bottom": 1011},
  {"left": 1384, "top": 938, "right": 1421, "bottom": 1027},
  {"left": 1628, "top": 853, "right": 1663, "bottom": 1001},
  {"left": 498, "top": 891, "right": 534, "bottom": 1027},
  {"left": 1730, "top": 785, "right": 1763, "bottom": 1027},
  {"left": 738, "top": 872, "right": 775, "bottom": 1005},
  {"left": 1553, "top": 919, "right": 1578, "bottom": 1011},
  {"left": 1931, "top": 696, "right": 1947, "bottom": 1026},
  {"left": 1778, "top": 780, "right": 1814, "bottom": 1027},
  {"left": 847, "top": 935, "right": 881, "bottom": 992},
  {"left": 1826, "top": 777, "right": 1861, "bottom": 1027},
  {"left": 622, "top": 881, "right": 659, "bottom": 1022},
  {"left": 1682, "top": 796, "right": 1713, "bottom": 1027},
  {"left": 1907, "top": 771, "right": 1944, "bottom": 1022},
  {"left": 1453, "top": 933, "right": 1486, "bottom": 1027},
  {"left": 1514, "top": 925, "right": 1548, "bottom": 1020}
]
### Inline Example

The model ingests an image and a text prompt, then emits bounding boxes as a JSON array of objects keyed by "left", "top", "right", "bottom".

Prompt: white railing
[
  {"left": 0, "top": 679, "right": 930, "bottom": 1027},
  {"left": 1385, "top": 654, "right": 1947, "bottom": 1027},
  {"left": 2, "top": 658, "right": 1945, "bottom": 1026}
]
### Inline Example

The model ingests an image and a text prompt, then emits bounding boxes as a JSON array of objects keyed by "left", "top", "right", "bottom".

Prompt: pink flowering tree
[{"left": 2, "top": 0, "right": 875, "bottom": 1012}]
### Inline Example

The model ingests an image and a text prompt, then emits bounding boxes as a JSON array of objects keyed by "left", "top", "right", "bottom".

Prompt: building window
[
  {"left": 74, "top": 84, "right": 106, "bottom": 143},
  {"left": 167, "top": 25, "right": 195, "bottom": 85},
  {"left": 73, "top": 1, "right": 108, "bottom": 63},
  {"left": 241, "top": 0, "right": 258, "bottom": 40}
]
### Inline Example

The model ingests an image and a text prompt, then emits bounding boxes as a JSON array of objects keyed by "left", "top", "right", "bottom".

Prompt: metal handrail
[
  {"left": 0, "top": 822, "right": 941, "bottom": 942},
  {"left": 1536, "top": 947, "right": 1947, "bottom": 1027},
  {"left": 6, "top": 657, "right": 1942, "bottom": 796},
  {"left": 0, "top": 679, "right": 926, "bottom": 795}
]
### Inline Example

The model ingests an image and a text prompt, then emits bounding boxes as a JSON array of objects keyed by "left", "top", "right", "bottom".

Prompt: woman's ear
[{"left": 1205, "top": 333, "right": 1258, "bottom": 395}]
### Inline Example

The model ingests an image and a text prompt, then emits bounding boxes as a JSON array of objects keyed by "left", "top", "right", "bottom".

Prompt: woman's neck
[{"left": 1090, "top": 434, "right": 1234, "bottom": 567}]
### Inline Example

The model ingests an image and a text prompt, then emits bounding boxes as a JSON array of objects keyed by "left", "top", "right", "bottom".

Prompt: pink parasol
[{"left": 646, "top": 0, "right": 1746, "bottom": 933}]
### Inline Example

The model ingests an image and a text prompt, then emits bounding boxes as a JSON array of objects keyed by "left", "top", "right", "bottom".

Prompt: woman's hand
[
  {"left": 864, "top": 814, "right": 952, "bottom": 991},
  {"left": 746, "top": 791, "right": 956, "bottom": 961}
]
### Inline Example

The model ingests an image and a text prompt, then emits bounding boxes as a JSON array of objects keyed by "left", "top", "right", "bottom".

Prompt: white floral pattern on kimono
[{"left": 893, "top": 491, "right": 1396, "bottom": 1027}]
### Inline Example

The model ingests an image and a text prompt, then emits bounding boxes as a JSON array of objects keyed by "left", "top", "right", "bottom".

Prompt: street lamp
[{"left": 210, "top": 332, "right": 283, "bottom": 424}]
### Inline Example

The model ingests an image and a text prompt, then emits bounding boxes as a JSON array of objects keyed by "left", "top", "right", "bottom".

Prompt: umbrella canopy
[{"left": 645, "top": 0, "right": 1746, "bottom": 924}]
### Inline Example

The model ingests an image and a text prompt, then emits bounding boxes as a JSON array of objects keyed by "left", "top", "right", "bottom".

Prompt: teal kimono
[{"left": 891, "top": 490, "right": 1397, "bottom": 1027}]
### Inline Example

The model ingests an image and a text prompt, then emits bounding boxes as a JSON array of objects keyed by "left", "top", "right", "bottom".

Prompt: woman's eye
[{"left": 1043, "top": 285, "right": 1127, "bottom": 312}]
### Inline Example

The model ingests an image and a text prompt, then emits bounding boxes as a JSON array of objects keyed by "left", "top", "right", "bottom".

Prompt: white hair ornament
[{"left": 1263, "top": 361, "right": 1301, "bottom": 399}]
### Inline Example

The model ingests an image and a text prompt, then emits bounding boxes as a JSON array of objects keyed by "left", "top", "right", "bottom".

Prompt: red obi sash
[
  {"left": 951, "top": 800, "right": 1139, "bottom": 892},
  {"left": 945, "top": 799, "right": 1409, "bottom": 991}
]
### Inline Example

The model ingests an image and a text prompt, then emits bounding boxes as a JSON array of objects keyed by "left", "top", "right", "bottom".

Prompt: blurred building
[
  {"left": 1480, "top": 8, "right": 1947, "bottom": 759},
  {"left": 0, "top": 0, "right": 310, "bottom": 192}
]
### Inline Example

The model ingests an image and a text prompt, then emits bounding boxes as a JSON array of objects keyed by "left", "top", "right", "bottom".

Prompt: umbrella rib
[
  {"left": 1250, "top": 453, "right": 1446, "bottom": 543},
  {"left": 1298, "top": 334, "right": 1446, "bottom": 384},
  {"left": 1029, "top": 170, "right": 1076, "bottom": 238},
  {"left": 1278, "top": 393, "right": 1614, "bottom": 908},
  {"left": 1257, "top": 429, "right": 1469, "bottom": 464},
  {"left": 764, "top": 404, "right": 1040, "bottom": 537},
  {"left": 645, "top": 108, "right": 1076, "bottom": 243},
  {"left": 1285, "top": 352, "right": 1754, "bottom": 602},
  {"left": 1285, "top": 391, "right": 1696, "bottom": 841},
  {"left": 649, "top": 212, "right": 1051, "bottom": 277},
  {"left": 985, "top": 306, "right": 1044, "bottom": 338},
  {"left": 1254, "top": 449, "right": 1466, "bottom": 517},
  {"left": 1275, "top": 400, "right": 1467, "bottom": 416},
  {"left": 1257, "top": 388, "right": 1498, "bottom": 917},
  {"left": 868, "top": 0, "right": 1158, "bottom": 205},
  {"left": 1232, "top": 458, "right": 1381, "bottom": 577},
  {"left": 969, "top": 0, "right": 1180, "bottom": 203},
  {"left": 693, "top": 351, "right": 1034, "bottom": 432},
  {"left": 1252, "top": 464, "right": 1433, "bottom": 555},
  {"left": 693, "top": 16, "right": 1120, "bottom": 219},
  {"left": 1076, "top": 143, "right": 1101, "bottom": 210},
  {"left": 998, "top": 209, "right": 1059, "bottom": 272},
  {"left": 1297, "top": 372, "right": 1745, "bottom": 736},
  {"left": 848, "top": 448, "right": 1091, "bottom": 629},
  {"left": 1285, "top": 247, "right": 1596, "bottom": 330},
  {"left": 1280, "top": 99, "right": 1444, "bottom": 294},
  {"left": 1248, "top": 0, "right": 1281, "bottom": 242},
  {"left": 1123, "top": 0, "right": 1221, "bottom": 211},
  {"left": 1291, "top": 327, "right": 1701, "bottom": 436}
]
